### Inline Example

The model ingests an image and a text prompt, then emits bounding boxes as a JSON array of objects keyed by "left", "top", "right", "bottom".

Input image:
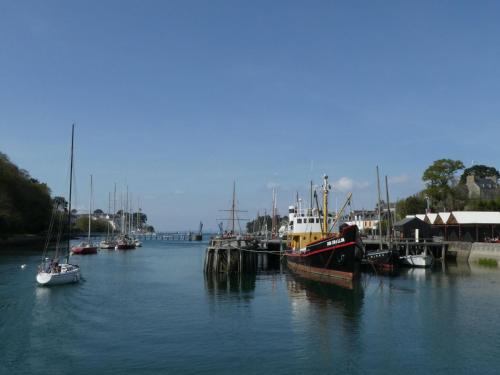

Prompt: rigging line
[
  {"left": 42, "top": 205, "right": 57, "bottom": 259},
  {"left": 54, "top": 207, "right": 65, "bottom": 258}
]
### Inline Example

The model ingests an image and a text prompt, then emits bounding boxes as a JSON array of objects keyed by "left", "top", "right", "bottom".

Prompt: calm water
[{"left": 1, "top": 240, "right": 500, "bottom": 375}]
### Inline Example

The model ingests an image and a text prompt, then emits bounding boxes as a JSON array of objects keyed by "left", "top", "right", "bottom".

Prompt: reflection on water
[
  {"left": 285, "top": 274, "right": 365, "bottom": 369},
  {"left": 204, "top": 272, "right": 256, "bottom": 300},
  {"left": 443, "top": 260, "right": 472, "bottom": 276},
  {"left": 286, "top": 274, "right": 364, "bottom": 322}
]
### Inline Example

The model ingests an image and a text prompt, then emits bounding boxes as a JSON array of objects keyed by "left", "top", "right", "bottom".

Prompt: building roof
[
  {"left": 424, "top": 213, "right": 438, "bottom": 224},
  {"left": 434, "top": 212, "right": 450, "bottom": 225},
  {"left": 405, "top": 214, "right": 426, "bottom": 221},
  {"left": 447, "top": 211, "right": 500, "bottom": 225},
  {"left": 394, "top": 217, "right": 416, "bottom": 227}
]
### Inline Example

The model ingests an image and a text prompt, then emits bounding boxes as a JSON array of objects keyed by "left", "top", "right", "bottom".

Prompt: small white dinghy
[
  {"left": 400, "top": 253, "right": 434, "bottom": 268},
  {"left": 37, "top": 259, "right": 80, "bottom": 286}
]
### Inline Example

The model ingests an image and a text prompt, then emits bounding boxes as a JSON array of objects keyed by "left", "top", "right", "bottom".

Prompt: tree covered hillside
[{"left": 0, "top": 152, "right": 52, "bottom": 238}]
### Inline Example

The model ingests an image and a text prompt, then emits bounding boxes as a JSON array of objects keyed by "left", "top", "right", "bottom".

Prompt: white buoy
[{"left": 20, "top": 264, "right": 27, "bottom": 269}]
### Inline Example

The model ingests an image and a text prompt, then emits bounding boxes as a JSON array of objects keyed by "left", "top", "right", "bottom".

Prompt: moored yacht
[
  {"left": 72, "top": 175, "right": 98, "bottom": 255},
  {"left": 72, "top": 241, "right": 98, "bottom": 254},
  {"left": 37, "top": 124, "right": 81, "bottom": 286},
  {"left": 116, "top": 235, "right": 136, "bottom": 250},
  {"left": 100, "top": 239, "right": 116, "bottom": 249}
]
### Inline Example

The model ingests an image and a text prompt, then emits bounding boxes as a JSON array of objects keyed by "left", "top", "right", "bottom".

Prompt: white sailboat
[
  {"left": 37, "top": 124, "right": 81, "bottom": 286},
  {"left": 72, "top": 174, "right": 98, "bottom": 254},
  {"left": 100, "top": 191, "right": 116, "bottom": 249},
  {"left": 400, "top": 253, "right": 434, "bottom": 267}
]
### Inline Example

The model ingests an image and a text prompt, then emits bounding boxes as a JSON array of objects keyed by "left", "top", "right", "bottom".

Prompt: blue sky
[{"left": 1, "top": 1, "right": 499, "bottom": 231}]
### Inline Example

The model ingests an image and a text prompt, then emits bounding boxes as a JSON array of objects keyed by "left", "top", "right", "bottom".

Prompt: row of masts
[
  {"left": 220, "top": 167, "right": 395, "bottom": 241},
  {"left": 85, "top": 181, "right": 145, "bottom": 239}
]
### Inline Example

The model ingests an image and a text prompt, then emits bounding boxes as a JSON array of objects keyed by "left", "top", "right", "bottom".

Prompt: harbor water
[{"left": 1, "top": 240, "right": 500, "bottom": 374}]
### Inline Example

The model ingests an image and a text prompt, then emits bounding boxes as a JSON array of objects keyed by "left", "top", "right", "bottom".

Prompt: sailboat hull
[
  {"left": 363, "top": 249, "right": 400, "bottom": 273},
  {"left": 100, "top": 241, "right": 116, "bottom": 249},
  {"left": 400, "top": 254, "right": 434, "bottom": 268},
  {"left": 71, "top": 246, "right": 98, "bottom": 255},
  {"left": 36, "top": 265, "right": 80, "bottom": 286}
]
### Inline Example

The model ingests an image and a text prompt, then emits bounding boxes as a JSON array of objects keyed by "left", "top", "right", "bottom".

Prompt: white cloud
[
  {"left": 174, "top": 189, "right": 185, "bottom": 195},
  {"left": 333, "top": 177, "right": 370, "bottom": 192}
]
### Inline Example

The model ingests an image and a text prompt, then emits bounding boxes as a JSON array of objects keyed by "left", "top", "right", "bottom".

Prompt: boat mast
[
  {"left": 66, "top": 124, "right": 75, "bottom": 263},
  {"left": 271, "top": 188, "right": 277, "bottom": 238},
  {"left": 88, "top": 174, "right": 93, "bottom": 244},
  {"left": 120, "top": 192, "right": 124, "bottom": 235},
  {"left": 310, "top": 180, "right": 313, "bottom": 211},
  {"left": 322, "top": 175, "right": 330, "bottom": 235},
  {"left": 385, "top": 175, "right": 392, "bottom": 247},
  {"left": 113, "top": 182, "right": 116, "bottom": 237},
  {"left": 107, "top": 191, "right": 111, "bottom": 240},
  {"left": 231, "top": 181, "right": 235, "bottom": 234},
  {"left": 376, "top": 166, "right": 383, "bottom": 250},
  {"left": 124, "top": 185, "right": 128, "bottom": 235},
  {"left": 137, "top": 197, "right": 140, "bottom": 232}
]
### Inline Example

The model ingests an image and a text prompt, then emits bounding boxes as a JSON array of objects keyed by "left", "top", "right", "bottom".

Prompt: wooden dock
[
  {"left": 203, "top": 237, "right": 284, "bottom": 273},
  {"left": 364, "top": 238, "right": 448, "bottom": 260}
]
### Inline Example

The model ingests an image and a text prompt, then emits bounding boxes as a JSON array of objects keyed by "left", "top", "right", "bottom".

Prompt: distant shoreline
[
  {"left": 0, "top": 234, "right": 47, "bottom": 249},
  {"left": 0, "top": 234, "right": 78, "bottom": 250}
]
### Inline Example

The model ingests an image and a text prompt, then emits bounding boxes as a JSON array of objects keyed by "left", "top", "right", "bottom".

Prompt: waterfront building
[
  {"left": 394, "top": 216, "right": 432, "bottom": 239},
  {"left": 436, "top": 211, "right": 500, "bottom": 242},
  {"left": 345, "top": 210, "right": 379, "bottom": 234}
]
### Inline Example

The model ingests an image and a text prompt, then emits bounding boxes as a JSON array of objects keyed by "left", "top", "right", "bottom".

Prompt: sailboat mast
[
  {"left": 88, "top": 174, "right": 93, "bottom": 244},
  {"left": 113, "top": 183, "right": 116, "bottom": 236},
  {"left": 120, "top": 192, "right": 124, "bottom": 235},
  {"left": 231, "top": 181, "right": 235, "bottom": 234},
  {"left": 125, "top": 186, "right": 129, "bottom": 235},
  {"left": 66, "top": 124, "right": 75, "bottom": 263},
  {"left": 385, "top": 175, "right": 392, "bottom": 245},
  {"left": 376, "top": 166, "right": 383, "bottom": 250},
  {"left": 107, "top": 191, "right": 111, "bottom": 239}
]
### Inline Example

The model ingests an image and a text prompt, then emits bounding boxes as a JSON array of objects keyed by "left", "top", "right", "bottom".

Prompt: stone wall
[
  {"left": 469, "top": 242, "right": 500, "bottom": 262},
  {"left": 447, "top": 241, "right": 472, "bottom": 262}
]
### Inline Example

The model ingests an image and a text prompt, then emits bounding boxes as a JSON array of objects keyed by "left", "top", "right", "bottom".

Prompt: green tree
[
  {"left": 395, "top": 194, "right": 427, "bottom": 219},
  {"left": 74, "top": 216, "right": 109, "bottom": 233},
  {"left": 0, "top": 152, "right": 52, "bottom": 237},
  {"left": 422, "top": 159, "right": 464, "bottom": 209}
]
